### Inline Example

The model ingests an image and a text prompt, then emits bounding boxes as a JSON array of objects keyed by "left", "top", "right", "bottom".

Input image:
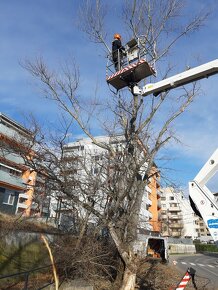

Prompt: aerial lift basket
[
  {"left": 106, "top": 36, "right": 156, "bottom": 90},
  {"left": 106, "top": 59, "right": 156, "bottom": 90}
]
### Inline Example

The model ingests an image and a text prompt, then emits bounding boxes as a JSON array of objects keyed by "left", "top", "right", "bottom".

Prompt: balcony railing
[
  {"left": 0, "top": 171, "right": 25, "bottom": 189},
  {"left": 157, "top": 190, "right": 162, "bottom": 198},
  {"left": 143, "top": 196, "right": 152, "bottom": 206},
  {"left": 169, "top": 223, "right": 183, "bottom": 228},
  {"left": 18, "top": 193, "right": 29, "bottom": 199},
  {"left": 168, "top": 207, "right": 181, "bottom": 212},
  {"left": 168, "top": 214, "right": 182, "bottom": 220},
  {"left": 147, "top": 211, "right": 153, "bottom": 219},
  {"left": 171, "top": 232, "right": 181, "bottom": 237},
  {"left": 17, "top": 202, "right": 28, "bottom": 209},
  {"left": 160, "top": 213, "right": 167, "bottom": 219}
]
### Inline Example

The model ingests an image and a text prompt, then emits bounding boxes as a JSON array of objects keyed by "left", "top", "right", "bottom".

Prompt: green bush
[{"left": 195, "top": 243, "right": 218, "bottom": 252}]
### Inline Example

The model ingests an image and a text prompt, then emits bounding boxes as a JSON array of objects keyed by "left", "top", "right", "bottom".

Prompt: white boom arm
[
  {"left": 189, "top": 149, "right": 218, "bottom": 245},
  {"left": 133, "top": 59, "right": 218, "bottom": 96}
]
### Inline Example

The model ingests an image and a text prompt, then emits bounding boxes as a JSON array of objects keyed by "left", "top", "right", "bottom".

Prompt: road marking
[
  {"left": 178, "top": 261, "right": 216, "bottom": 269},
  {"left": 202, "top": 267, "right": 218, "bottom": 276}
]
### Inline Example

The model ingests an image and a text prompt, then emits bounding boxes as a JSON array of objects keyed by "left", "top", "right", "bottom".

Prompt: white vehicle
[
  {"left": 189, "top": 149, "right": 218, "bottom": 246},
  {"left": 134, "top": 234, "right": 168, "bottom": 262}
]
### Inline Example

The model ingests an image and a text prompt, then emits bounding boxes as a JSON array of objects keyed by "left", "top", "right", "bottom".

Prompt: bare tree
[{"left": 22, "top": 1, "right": 209, "bottom": 289}]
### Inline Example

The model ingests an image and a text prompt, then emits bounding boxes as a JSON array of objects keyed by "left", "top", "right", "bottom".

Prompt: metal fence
[
  {"left": 168, "top": 237, "right": 193, "bottom": 245},
  {"left": 0, "top": 264, "right": 55, "bottom": 290}
]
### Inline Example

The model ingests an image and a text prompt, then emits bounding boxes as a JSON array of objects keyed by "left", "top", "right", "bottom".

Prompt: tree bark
[
  {"left": 120, "top": 267, "right": 136, "bottom": 290},
  {"left": 108, "top": 223, "right": 137, "bottom": 290}
]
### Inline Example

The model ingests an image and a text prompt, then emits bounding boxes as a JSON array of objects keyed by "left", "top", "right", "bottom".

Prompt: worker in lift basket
[{"left": 112, "top": 33, "right": 126, "bottom": 71}]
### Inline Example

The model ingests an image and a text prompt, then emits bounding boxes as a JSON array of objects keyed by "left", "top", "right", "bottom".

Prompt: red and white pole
[
  {"left": 170, "top": 267, "right": 197, "bottom": 290},
  {"left": 175, "top": 270, "right": 191, "bottom": 289}
]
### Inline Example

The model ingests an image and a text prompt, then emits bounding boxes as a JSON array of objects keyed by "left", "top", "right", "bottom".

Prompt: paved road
[{"left": 170, "top": 253, "right": 218, "bottom": 289}]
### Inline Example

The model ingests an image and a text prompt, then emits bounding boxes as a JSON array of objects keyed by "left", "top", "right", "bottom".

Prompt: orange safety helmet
[{"left": 114, "top": 33, "right": 121, "bottom": 40}]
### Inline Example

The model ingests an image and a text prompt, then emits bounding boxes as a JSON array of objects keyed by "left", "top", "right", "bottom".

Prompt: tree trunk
[
  {"left": 75, "top": 211, "right": 90, "bottom": 249},
  {"left": 120, "top": 267, "right": 136, "bottom": 290},
  {"left": 108, "top": 224, "right": 137, "bottom": 290}
]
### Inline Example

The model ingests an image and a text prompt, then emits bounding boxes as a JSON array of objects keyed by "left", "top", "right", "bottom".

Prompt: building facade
[
  {"left": 59, "top": 135, "right": 161, "bottom": 232},
  {"left": 0, "top": 113, "right": 49, "bottom": 217},
  {"left": 160, "top": 187, "right": 184, "bottom": 237},
  {"left": 161, "top": 187, "right": 212, "bottom": 240},
  {"left": 148, "top": 170, "right": 162, "bottom": 232}
]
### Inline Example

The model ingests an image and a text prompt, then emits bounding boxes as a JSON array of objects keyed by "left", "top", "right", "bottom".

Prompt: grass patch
[
  {"left": 0, "top": 237, "right": 50, "bottom": 288},
  {"left": 0, "top": 212, "right": 57, "bottom": 234}
]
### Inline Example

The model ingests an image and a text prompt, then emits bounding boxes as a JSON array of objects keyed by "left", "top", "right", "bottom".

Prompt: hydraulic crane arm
[
  {"left": 189, "top": 149, "right": 218, "bottom": 245},
  {"left": 133, "top": 59, "right": 218, "bottom": 96}
]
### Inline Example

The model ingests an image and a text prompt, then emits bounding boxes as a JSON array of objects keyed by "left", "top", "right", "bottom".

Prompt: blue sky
[{"left": 1, "top": 0, "right": 218, "bottom": 192}]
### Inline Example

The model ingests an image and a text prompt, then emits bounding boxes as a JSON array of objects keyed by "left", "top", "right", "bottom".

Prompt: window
[
  {"left": 0, "top": 187, "right": 5, "bottom": 193},
  {"left": 3, "top": 190, "right": 15, "bottom": 205},
  {"left": 94, "top": 156, "right": 100, "bottom": 161},
  {"left": 161, "top": 197, "right": 166, "bottom": 201},
  {"left": 162, "top": 204, "right": 166, "bottom": 208},
  {"left": 19, "top": 197, "right": 27, "bottom": 203},
  {"left": 170, "top": 196, "right": 174, "bottom": 200},
  {"left": 93, "top": 168, "right": 99, "bottom": 174}
]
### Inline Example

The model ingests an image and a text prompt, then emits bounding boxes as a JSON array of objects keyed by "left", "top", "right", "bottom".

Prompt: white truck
[
  {"left": 189, "top": 149, "right": 218, "bottom": 246},
  {"left": 134, "top": 233, "right": 169, "bottom": 262}
]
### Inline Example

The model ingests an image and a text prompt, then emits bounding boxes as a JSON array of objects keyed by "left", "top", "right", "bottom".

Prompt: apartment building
[
  {"left": 0, "top": 113, "right": 49, "bottom": 217},
  {"left": 59, "top": 135, "right": 161, "bottom": 232},
  {"left": 161, "top": 187, "right": 212, "bottom": 240},
  {"left": 160, "top": 187, "right": 184, "bottom": 237},
  {"left": 148, "top": 169, "right": 162, "bottom": 232},
  {"left": 193, "top": 217, "right": 211, "bottom": 240}
]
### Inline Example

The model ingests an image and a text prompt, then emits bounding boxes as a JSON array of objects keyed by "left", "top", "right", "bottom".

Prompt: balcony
[
  {"left": 145, "top": 186, "right": 152, "bottom": 194},
  {"left": 160, "top": 213, "right": 167, "bottom": 219},
  {"left": 157, "top": 190, "right": 162, "bottom": 198},
  {"left": 19, "top": 193, "right": 29, "bottom": 199},
  {"left": 157, "top": 199, "right": 161, "bottom": 209},
  {"left": 17, "top": 202, "right": 28, "bottom": 209},
  {"left": 143, "top": 196, "right": 152, "bottom": 207},
  {"left": 0, "top": 171, "right": 25, "bottom": 190},
  {"left": 169, "top": 214, "right": 182, "bottom": 220},
  {"left": 148, "top": 211, "right": 153, "bottom": 219},
  {"left": 158, "top": 212, "right": 164, "bottom": 221},
  {"left": 171, "top": 232, "right": 181, "bottom": 238},
  {"left": 1, "top": 150, "right": 24, "bottom": 164},
  {"left": 169, "top": 223, "right": 183, "bottom": 229},
  {"left": 168, "top": 206, "right": 181, "bottom": 212}
]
